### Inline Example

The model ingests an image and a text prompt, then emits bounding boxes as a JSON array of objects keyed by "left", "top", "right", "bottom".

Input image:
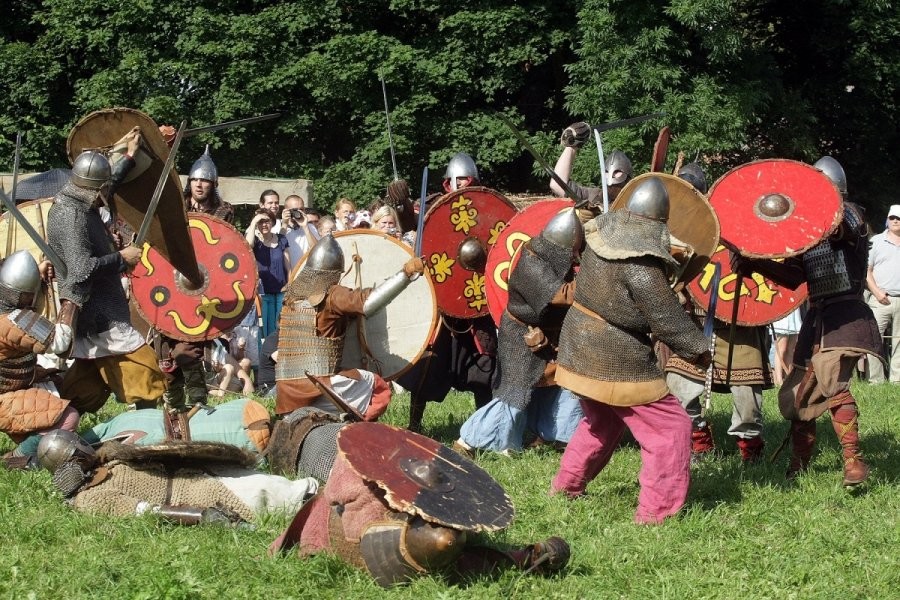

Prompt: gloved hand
[
  {"left": 560, "top": 121, "right": 591, "bottom": 148},
  {"left": 386, "top": 179, "right": 410, "bottom": 208},
  {"left": 172, "top": 342, "right": 204, "bottom": 367},
  {"left": 403, "top": 257, "right": 426, "bottom": 278}
]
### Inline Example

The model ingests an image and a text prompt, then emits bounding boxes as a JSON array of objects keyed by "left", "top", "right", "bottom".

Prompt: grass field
[{"left": 1, "top": 381, "right": 898, "bottom": 599}]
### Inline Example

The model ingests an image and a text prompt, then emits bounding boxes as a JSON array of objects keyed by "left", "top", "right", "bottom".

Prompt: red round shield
[
  {"left": 708, "top": 159, "right": 843, "bottom": 259},
  {"left": 420, "top": 187, "right": 517, "bottom": 319},
  {"left": 686, "top": 244, "right": 808, "bottom": 326},
  {"left": 338, "top": 422, "right": 514, "bottom": 532},
  {"left": 131, "top": 214, "right": 258, "bottom": 342},
  {"left": 485, "top": 199, "right": 574, "bottom": 325}
]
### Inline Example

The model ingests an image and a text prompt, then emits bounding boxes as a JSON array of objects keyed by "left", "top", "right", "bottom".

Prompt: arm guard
[{"left": 362, "top": 270, "right": 414, "bottom": 317}]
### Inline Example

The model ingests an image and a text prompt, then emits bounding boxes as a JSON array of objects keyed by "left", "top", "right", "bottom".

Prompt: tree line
[{"left": 2, "top": 0, "right": 897, "bottom": 219}]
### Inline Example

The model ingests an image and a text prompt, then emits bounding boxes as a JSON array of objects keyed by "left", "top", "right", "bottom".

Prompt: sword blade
[
  {"left": 414, "top": 166, "right": 428, "bottom": 256},
  {"left": 590, "top": 112, "right": 666, "bottom": 133},
  {"left": 379, "top": 72, "right": 399, "bottom": 181},
  {"left": 497, "top": 114, "right": 584, "bottom": 207},
  {"left": 724, "top": 272, "right": 744, "bottom": 386},
  {"left": 183, "top": 113, "right": 280, "bottom": 138},
  {"left": 593, "top": 128, "right": 610, "bottom": 212},
  {"left": 702, "top": 262, "right": 722, "bottom": 410},
  {"left": 6, "top": 132, "right": 22, "bottom": 257},
  {"left": 0, "top": 187, "right": 68, "bottom": 278},
  {"left": 134, "top": 120, "right": 187, "bottom": 247}
]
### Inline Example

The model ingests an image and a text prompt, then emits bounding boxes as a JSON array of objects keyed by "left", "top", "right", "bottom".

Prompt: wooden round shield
[
  {"left": 291, "top": 229, "right": 438, "bottom": 381},
  {"left": 67, "top": 107, "right": 201, "bottom": 285},
  {"left": 420, "top": 187, "right": 517, "bottom": 319},
  {"left": 130, "top": 213, "right": 257, "bottom": 342},
  {"left": 708, "top": 159, "right": 843, "bottom": 259},
  {"left": 0, "top": 198, "right": 60, "bottom": 319},
  {"left": 686, "top": 244, "right": 809, "bottom": 326},
  {"left": 485, "top": 198, "right": 574, "bottom": 325},
  {"left": 612, "top": 173, "right": 720, "bottom": 286},
  {"left": 338, "top": 422, "right": 514, "bottom": 532}
]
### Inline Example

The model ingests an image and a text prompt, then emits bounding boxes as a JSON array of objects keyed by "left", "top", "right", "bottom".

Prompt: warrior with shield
[
  {"left": 270, "top": 419, "right": 570, "bottom": 587},
  {"left": 48, "top": 129, "right": 168, "bottom": 413},
  {"left": 734, "top": 157, "right": 882, "bottom": 486},
  {"left": 454, "top": 208, "right": 584, "bottom": 455},
  {"left": 549, "top": 177, "right": 711, "bottom": 523}
]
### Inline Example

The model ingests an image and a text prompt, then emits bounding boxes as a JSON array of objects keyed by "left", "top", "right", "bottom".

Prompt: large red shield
[
  {"left": 420, "top": 187, "right": 517, "bottom": 319},
  {"left": 485, "top": 198, "right": 573, "bottom": 325},
  {"left": 338, "top": 422, "right": 514, "bottom": 532},
  {"left": 612, "top": 173, "right": 720, "bottom": 286},
  {"left": 708, "top": 159, "right": 842, "bottom": 259},
  {"left": 687, "top": 244, "right": 808, "bottom": 326},
  {"left": 130, "top": 214, "right": 257, "bottom": 342},
  {"left": 67, "top": 107, "right": 201, "bottom": 285}
]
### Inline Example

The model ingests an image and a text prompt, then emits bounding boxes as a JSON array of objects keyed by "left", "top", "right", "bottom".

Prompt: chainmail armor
[
  {"left": 0, "top": 286, "right": 24, "bottom": 313},
  {"left": 282, "top": 407, "right": 345, "bottom": 481},
  {"left": 558, "top": 246, "right": 707, "bottom": 382},
  {"left": 584, "top": 210, "right": 677, "bottom": 273},
  {"left": 49, "top": 184, "right": 131, "bottom": 335},
  {"left": 277, "top": 301, "right": 344, "bottom": 378},
  {"left": 286, "top": 268, "right": 342, "bottom": 302},
  {"left": 494, "top": 239, "right": 574, "bottom": 410},
  {"left": 803, "top": 204, "right": 868, "bottom": 301},
  {"left": 53, "top": 460, "right": 93, "bottom": 498},
  {"left": 0, "top": 353, "right": 36, "bottom": 393}
]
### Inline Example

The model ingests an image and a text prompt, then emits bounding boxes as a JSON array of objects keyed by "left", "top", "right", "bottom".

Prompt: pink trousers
[{"left": 551, "top": 394, "right": 691, "bottom": 524}]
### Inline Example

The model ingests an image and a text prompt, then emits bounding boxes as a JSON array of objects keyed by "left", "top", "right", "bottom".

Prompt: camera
[{"left": 289, "top": 208, "right": 305, "bottom": 219}]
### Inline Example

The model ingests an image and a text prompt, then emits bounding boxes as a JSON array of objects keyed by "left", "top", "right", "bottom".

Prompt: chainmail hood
[
  {"left": 584, "top": 210, "right": 677, "bottom": 270},
  {"left": 57, "top": 180, "right": 101, "bottom": 205},
  {"left": 52, "top": 459, "right": 94, "bottom": 498}
]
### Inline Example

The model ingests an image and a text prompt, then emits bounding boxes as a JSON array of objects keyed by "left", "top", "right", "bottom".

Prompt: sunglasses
[{"left": 889, "top": 216, "right": 900, "bottom": 221}]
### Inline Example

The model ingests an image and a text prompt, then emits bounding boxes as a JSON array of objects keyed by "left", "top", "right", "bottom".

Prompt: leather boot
[
  {"left": 786, "top": 420, "right": 816, "bottom": 480},
  {"left": 736, "top": 437, "right": 764, "bottom": 464},
  {"left": 829, "top": 394, "right": 869, "bottom": 486},
  {"left": 690, "top": 425, "right": 715, "bottom": 464}
]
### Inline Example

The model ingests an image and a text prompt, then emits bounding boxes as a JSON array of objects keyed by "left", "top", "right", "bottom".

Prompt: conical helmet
[
  {"left": 625, "top": 177, "right": 669, "bottom": 221},
  {"left": 814, "top": 156, "right": 847, "bottom": 197},
  {"left": 306, "top": 233, "right": 345, "bottom": 273},
  {"left": 0, "top": 250, "right": 41, "bottom": 308},
  {"left": 36, "top": 429, "right": 97, "bottom": 473},
  {"left": 443, "top": 152, "right": 479, "bottom": 191},
  {"left": 71, "top": 151, "right": 111, "bottom": 190},
  {"left": 541, "top": 208, "right": 584, "bottom": 252},
  {"left": 189, "top": 145, "right": 218, "bottom": 182},
  {"left": 677, "top": 162, "right": 708, "bottom": 194}
]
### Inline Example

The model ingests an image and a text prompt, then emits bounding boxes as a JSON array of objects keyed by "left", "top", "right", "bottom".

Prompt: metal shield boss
[
  {"left": 484, "top": 198, "right": 574, "bottom": 326},
  {"left": 612, "top": 172, "right": 720, "bottom": 286},
  {"left": 337, "top": 422, "right": 514, "bottom": 532},
  {"left": 708, "top": 159, "right": 843, "bottom": 259},
  {"left": 686, "top": 244, "right": 809, "bottom": 326},
  {"left": 0, "top": 198, "right": 58, "bottom": 318},
  {"left": 290, "top": 229, "right": 438, "bottom": 381},
  {"left": 66, "top": 107, "right": 201, "bottom": 284},
  {"left": 130, "top": 214, "right": 257, "bottom": 342},
  {"left": 420, "top": 187, "right": 517, "bottom": 319}
]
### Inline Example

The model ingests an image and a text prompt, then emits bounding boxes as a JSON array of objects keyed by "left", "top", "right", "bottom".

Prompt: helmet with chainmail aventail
[
  {"left": 70, "top": 151, "right": 111, "bottom": 190},
  {"left": 0, "top": 250, "right": 41, "bottom": 310}
]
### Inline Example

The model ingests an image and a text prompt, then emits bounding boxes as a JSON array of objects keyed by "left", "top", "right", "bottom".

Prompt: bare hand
[
  {"left": 38, "top": 260, "right": 54, "bottom": 282},
  {"left": 120, "top": 245, "right": 142, "bottom": 266},
  {"left": 878, "top": 291, "right": 891, "bottom": 306}
]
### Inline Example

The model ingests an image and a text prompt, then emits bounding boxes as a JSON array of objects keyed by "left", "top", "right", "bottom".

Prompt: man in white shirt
[{"left": 866, "top": 204, "right": 900, "bottom": 383}]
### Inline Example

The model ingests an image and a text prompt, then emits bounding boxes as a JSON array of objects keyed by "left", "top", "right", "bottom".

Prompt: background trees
[{"left": 1, "top": 0, "right": 897, "bottom": 218}]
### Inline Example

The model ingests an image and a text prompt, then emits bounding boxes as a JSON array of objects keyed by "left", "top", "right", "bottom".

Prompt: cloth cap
[{"left": 888, "top": 205, "right": 900, "bottom": 219}]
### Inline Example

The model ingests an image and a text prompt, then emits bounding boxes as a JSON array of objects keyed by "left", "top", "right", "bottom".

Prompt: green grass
[{"left": 2, "top": 382, "right": 898, "bottom": 599}]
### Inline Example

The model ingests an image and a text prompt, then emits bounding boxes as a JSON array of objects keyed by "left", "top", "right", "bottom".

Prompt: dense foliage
[{"left": 1, "top": 1, "right": 897, "bottom": 218}]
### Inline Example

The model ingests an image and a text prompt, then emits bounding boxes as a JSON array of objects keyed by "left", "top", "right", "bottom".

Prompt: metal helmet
[
  {"left": 71, "top": 150, "right": 111, "bottom": 190},
  {"left": 814, "top": 156, "right": 847, "bottom": 197},
  {"left": 0, "top": 250, "right": 41, "bottom": 308},
  {"left": 189, "top": 145, "right": 218, "bottom": 182},
  {"left": 443, "top": 152, "right": 479, "bottom": 191},
  {"left": 540, "top": 208, "right": 584, "bottom": 252},
  {"left": 677, "top": 162, "right": 708, "bottom": 194},
  {"left": 36, "top": 429, "right": 97, "bottom": 473},
  {"left": 306, "top": 233, "right": 345, "bottom": 273},
  {"left": 605, "top": 150, "right": 633, "bottom": 186},
  {"left": 625, "top": 176, "right": 670, "bottom": 221}
]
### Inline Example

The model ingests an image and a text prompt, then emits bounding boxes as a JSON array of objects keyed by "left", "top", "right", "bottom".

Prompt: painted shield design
[
  {"left": 687, "top": 244, "right": 809, "bottom": 326},
  {"left": 291, "top": 229, "right": 438, "bottom": 381},
  {"left": 420, "top": 187, "right": 517, "bottom": 319},
  {"left": 67, "top": 107, "right": 201, "bottom": 285},
  {"left": 130, "top": 214, "right": 257, "bottom": 342},
  {"left": 485, "top": 198, "right": 574, "bottom": 326},
  {"left": 338, "top": 422, "right": 514, "bottom": 532},
  {"left": 612, "top": 172, "right": 720, "bottom": 286},
  {"left": 708, "top": 159, "right": 843, "bottom": 258},
  {"left": 0, "top": 198, "right": 60, "bottom": 319}
]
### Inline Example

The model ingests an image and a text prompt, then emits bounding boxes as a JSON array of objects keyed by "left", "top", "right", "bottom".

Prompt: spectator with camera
[{"left": 281, "top": 196, "right": 320, "bottom": 271}]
